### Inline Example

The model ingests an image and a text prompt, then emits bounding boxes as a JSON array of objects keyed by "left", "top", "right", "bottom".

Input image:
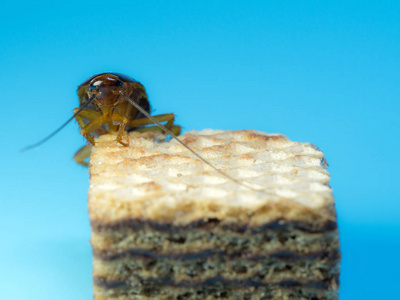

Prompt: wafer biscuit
[{"left": 89, "top": 129, "right": 340, "bottom": 299}]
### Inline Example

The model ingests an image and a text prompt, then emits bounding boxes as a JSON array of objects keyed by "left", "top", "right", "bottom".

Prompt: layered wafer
[{"left": 88, "top": 129, "right": 340, "bottom": 299}]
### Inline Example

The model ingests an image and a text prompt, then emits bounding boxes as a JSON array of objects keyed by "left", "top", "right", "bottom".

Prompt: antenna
[{"left": 21, "top": 95, "right": 96, "bottom": 152}]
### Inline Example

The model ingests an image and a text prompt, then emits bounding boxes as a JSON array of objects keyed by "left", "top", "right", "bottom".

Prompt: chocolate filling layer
[
  {"left": 91, "top": 218, "right": 337, "bottom": 234},
  {"left": 93, "top": 275, "right": 339, "bottom": 291},
  {"left": 93, "top": 247, "right": 340, "bottom": 262}
]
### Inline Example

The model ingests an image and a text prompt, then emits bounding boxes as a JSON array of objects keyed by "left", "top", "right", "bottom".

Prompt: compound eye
[
  {"left": 89, "top": 79, "right": 104, "bottom": 91},
  {"left": 116, "top": 80, "right": 124, "bottom": 88},
  {"left": 89, "top": 84, "right": 98, "bottom": 91}
]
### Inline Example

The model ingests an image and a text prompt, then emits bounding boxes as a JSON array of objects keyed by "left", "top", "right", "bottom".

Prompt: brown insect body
[
  {"left": 77, "top": 73, "right": 149, "bottom": 135},
  {"left": 73, "top": 73, "right": 180, "bottom": 165}
]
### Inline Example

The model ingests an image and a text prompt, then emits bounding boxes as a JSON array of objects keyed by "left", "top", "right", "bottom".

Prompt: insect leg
[
  {"left": 73, "top": 108, "right": 103, "bottom": 145},
  {"left": 109, "top": 113, "right": 130, "bottom": 146},
  {"left": 116, "top": 121, "right": 129, "bottom": 146},
  {"left": 122, "top": 113, "right": 177, "bottom": 131},
  {"left": 135, "top": 124, "right": 182, "bottom": 136},
  {"left": 73, "top": 107, "right": 102, "bottom": 123},
  {"left": 75, "top": 113, "right": 107, "bottom": 145},
  {"left": 73, "top": 143, "right": 92, "bottom": 167},
  {"left": 112, "top": 113, "right": 179, "bottom": 143},
  {"left": 81, "top": 117, "right": 108, "bottom": 145}
]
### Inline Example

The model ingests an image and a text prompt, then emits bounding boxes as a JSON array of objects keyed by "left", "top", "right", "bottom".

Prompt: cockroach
[{"left": 22, "top": 72, "right": 257, "bottom": 190}]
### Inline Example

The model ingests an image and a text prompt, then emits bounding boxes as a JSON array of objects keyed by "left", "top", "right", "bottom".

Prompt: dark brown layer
[
  {"left": 94, "top": 284, "right": 338, "bottom": 300},
  {"left": 94, "top": 274, "right": 339, "bottom": 291},
  {"left": 93, "top": 247, "right": 340, "bottom": 262},
  {"left": 91, "top": 218, "right": 338, "bottom": 234}
]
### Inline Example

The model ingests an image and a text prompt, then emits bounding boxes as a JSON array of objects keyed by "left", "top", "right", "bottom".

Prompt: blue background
[{"left": 1, "top": 1, "right": 399, "bottom": 299}]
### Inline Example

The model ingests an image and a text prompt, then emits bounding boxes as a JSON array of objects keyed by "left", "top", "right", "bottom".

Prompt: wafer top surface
[{"left": 88, "top": 130, "right": 335, "bottom": 225}]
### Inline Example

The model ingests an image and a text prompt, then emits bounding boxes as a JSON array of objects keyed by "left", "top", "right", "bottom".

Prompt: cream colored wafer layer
[{"left": 88, "top": 129, "right": 335, "bottom": 227}]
